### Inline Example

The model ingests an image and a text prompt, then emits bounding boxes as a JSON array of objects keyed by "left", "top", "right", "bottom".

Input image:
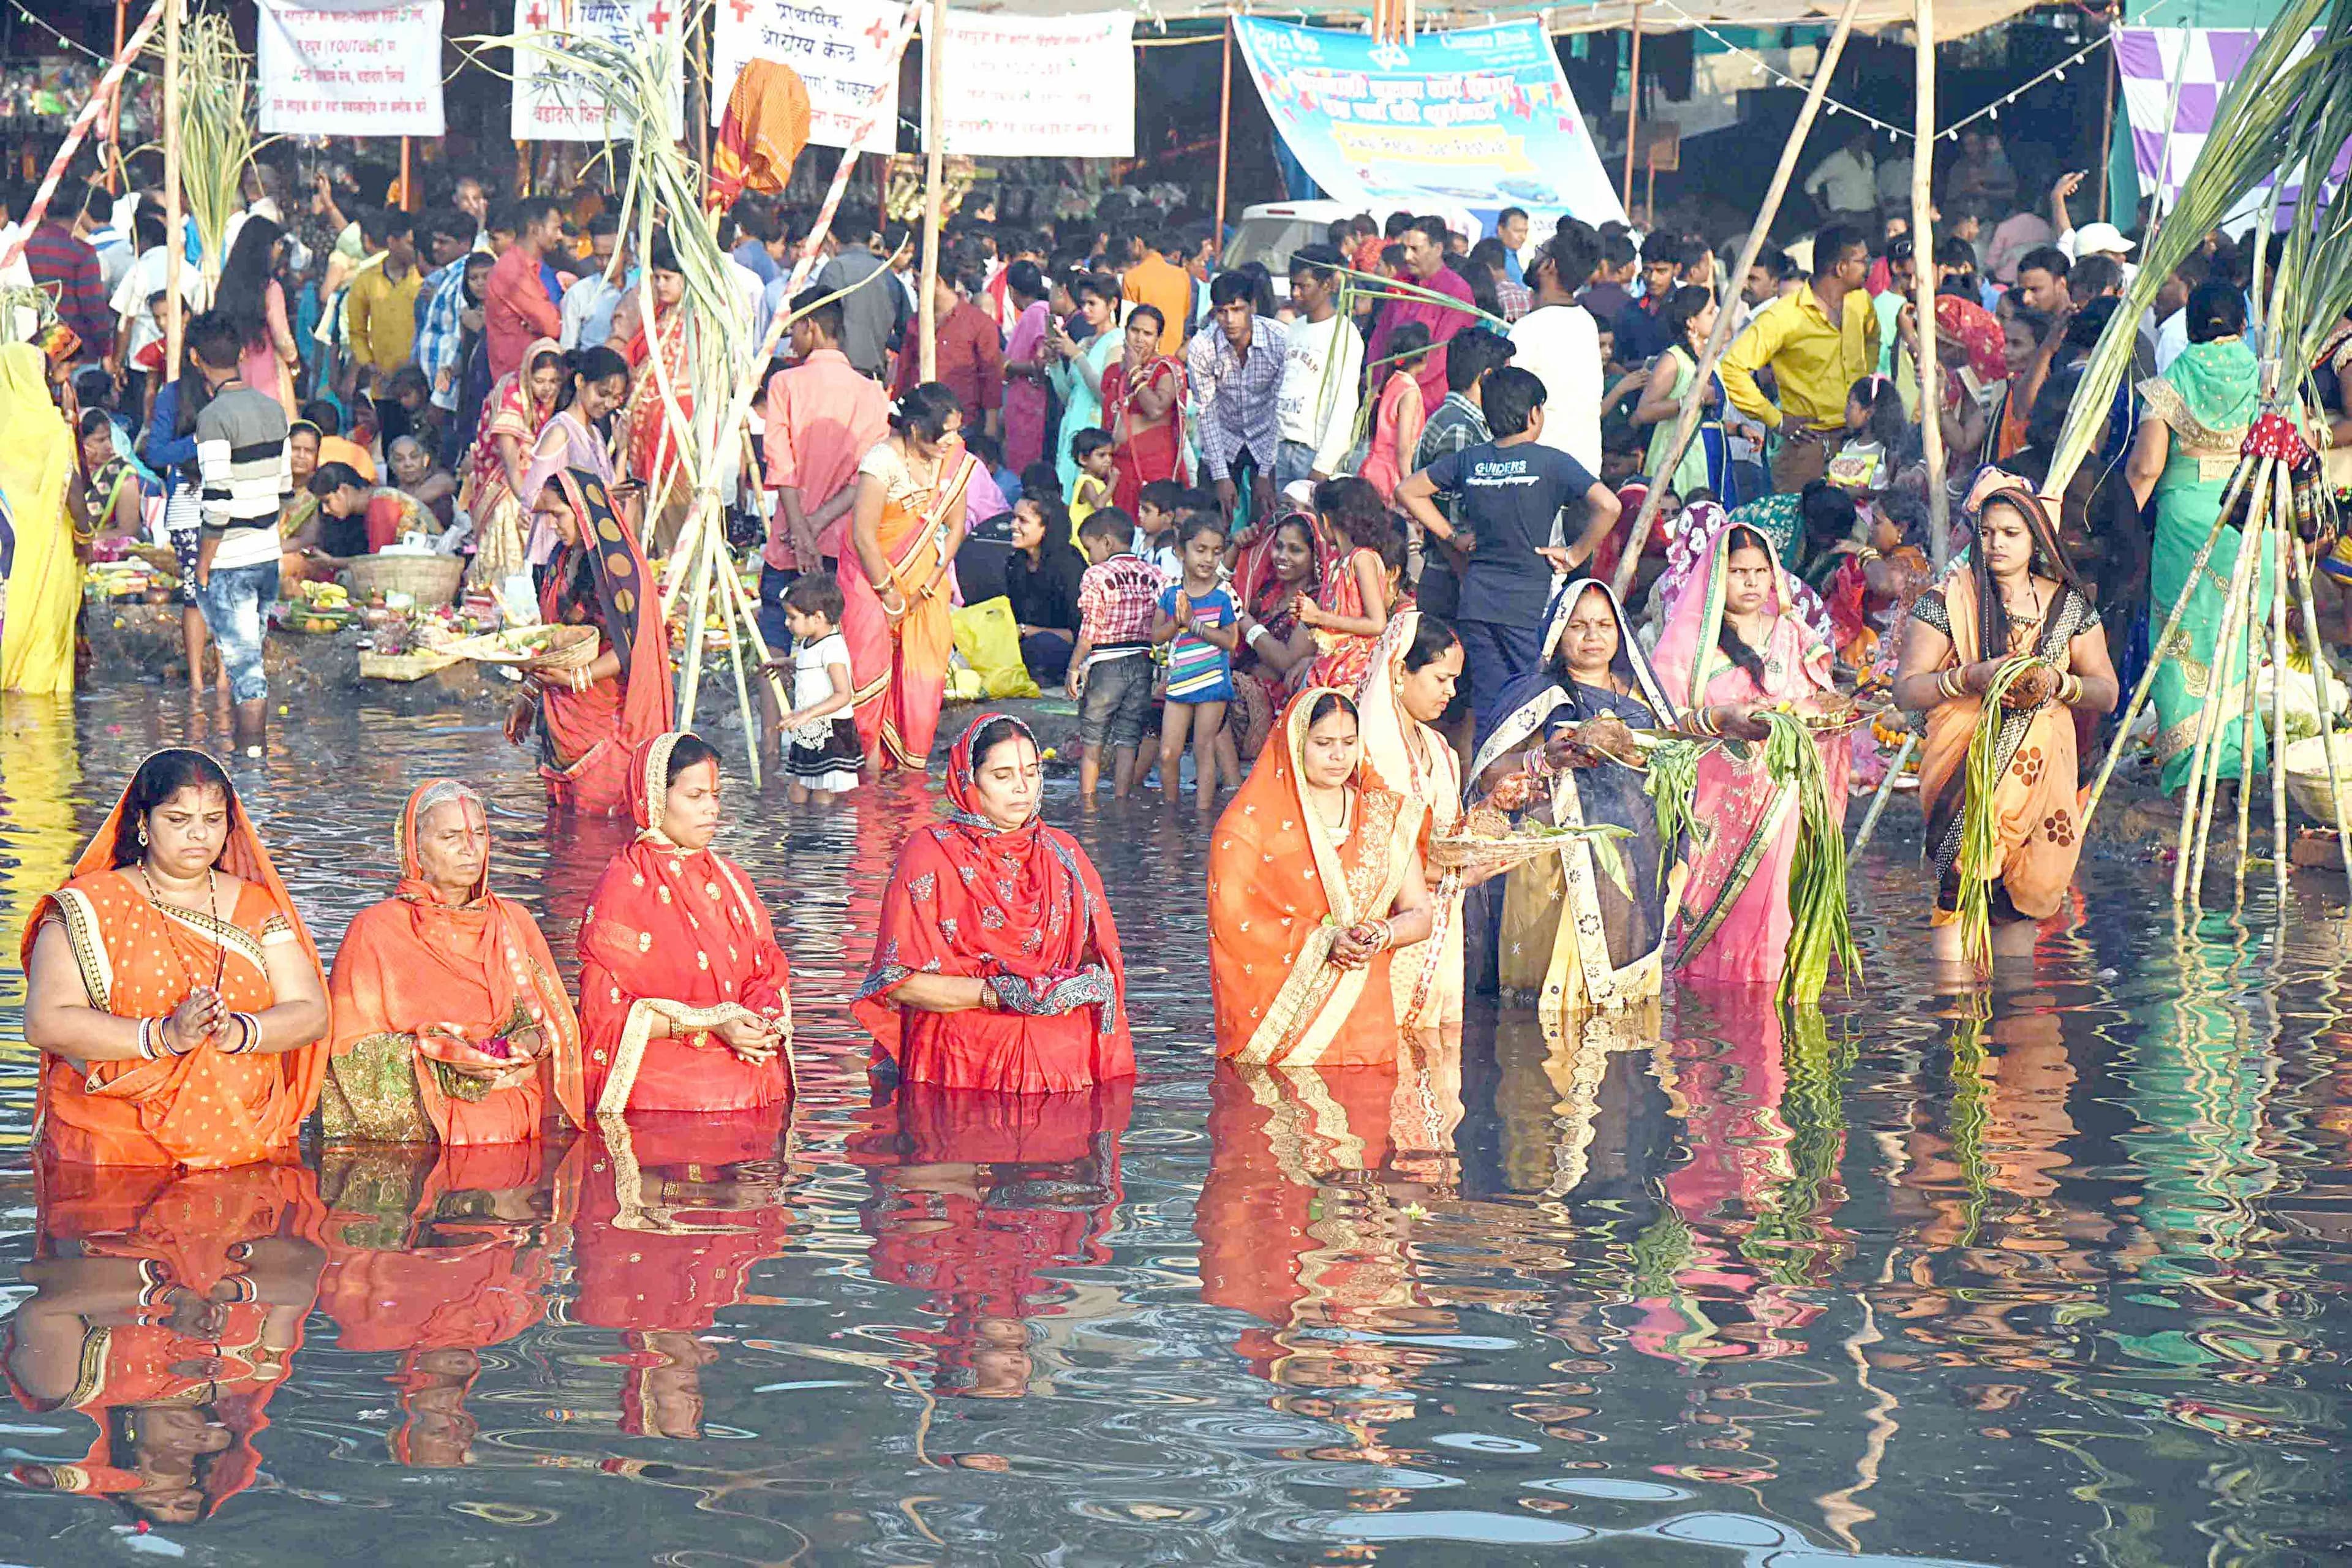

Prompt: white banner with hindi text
[
  {"left": 921, "top": 10, "right": 1133, "bottom": 158},
  {"left": 257, "top": 0, "right": 445, "bottom": 137},
  {"left": 712, "top": 0, "right": 901, "bottom": 154},
  {"left": 511, "top": 0, "right": 685, "bottom": 142}
]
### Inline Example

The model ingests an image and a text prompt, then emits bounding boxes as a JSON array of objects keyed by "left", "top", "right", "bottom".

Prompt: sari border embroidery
[
  {"left": 1676, "top": 778, "right": 1796, "bottom": 967},
  {"left": 49, "top": 889, "right": 113, "bottom": 1015}
]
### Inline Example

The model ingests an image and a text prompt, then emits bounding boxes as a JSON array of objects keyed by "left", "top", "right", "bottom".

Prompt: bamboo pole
[
  {"left": 400, "top": 138, "right": 412, "bottom": 212},
  {"left": 2080, "top": 458, "right": 2257, "bottom": 827},
  {"left": 107, "top": 0, "right": 126, "bottom": 191},
  {"left": 1623, "top": 4, "right": 1643, "bottom": 215},
  {"left": 711, "top": 537, "right": 763, "bottom": 788},
  {"left": 2288, "top": 535, "right": 2352, "bottom": 897},
  {"left": 0, "top": 0, "right": 168, "bottom": 273},
  {"left": 1611, "top": 0, "right": 1868, "bottom": 597},
  {"left": 1849, "top": 733, "right": 1917, "bottom": 854},
  {"left": 691, "top": 0, "right": 710, "bottom": 173},
  {"left": 1214, "top": 14, "right": 1234, "bottom": 242},
  {"left": 1915, "top": 0, "right": 1948, "bottom": 573},
  {"left": 163, "top": 0, "right": 183, "bottom": 376},
  {"left": 2231, "top": 503, "right": 2263, "bottom": 901},
  {"left": 677, "top": 514, "right": 718, "bottom": 729},
  {"left": 917, "top": 0, "right": 946, "bottom": 380},
  {"left": 2096, "top": 6, "right": 2117, "bottom": 221}
]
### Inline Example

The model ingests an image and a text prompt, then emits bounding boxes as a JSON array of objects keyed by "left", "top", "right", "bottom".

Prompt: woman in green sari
[{"left": 2128, "top": 282, "right": 2265, "bottom": 793}]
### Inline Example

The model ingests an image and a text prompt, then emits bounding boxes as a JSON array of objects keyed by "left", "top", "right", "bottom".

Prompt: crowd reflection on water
[{"left": 3, "top": 689, "right": 2351, "bottom": 1562}]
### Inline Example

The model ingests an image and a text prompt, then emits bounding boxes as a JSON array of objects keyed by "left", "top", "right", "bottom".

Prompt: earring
[{"left": 136, "top": 822, "right": 148, "bottom": 848}]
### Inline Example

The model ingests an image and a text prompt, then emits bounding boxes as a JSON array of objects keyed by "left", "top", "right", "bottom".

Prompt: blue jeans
[
  {"left": 1455, "top": 616, "right": 1545, "bottom": 746},
  {"left": 1273, "top": 439, "right": 1317, "bottom": 491},
  {"left": 198, "top": 560, "right": 279, "bottom": 704}
]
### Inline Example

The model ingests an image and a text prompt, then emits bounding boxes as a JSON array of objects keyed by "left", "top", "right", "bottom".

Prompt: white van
[{"left": 1222, "top": 200, "right": 1485, "bottom": 300}]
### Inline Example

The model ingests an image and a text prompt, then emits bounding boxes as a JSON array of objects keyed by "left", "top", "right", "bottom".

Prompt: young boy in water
[{"left": 1067, "top": 507, "right": 1162, "bottom": 801}]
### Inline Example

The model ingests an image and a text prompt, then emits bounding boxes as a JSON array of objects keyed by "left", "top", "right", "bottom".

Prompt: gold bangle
[{"left": 1939, "top": 668, "right": 1966, "bottom": 700}]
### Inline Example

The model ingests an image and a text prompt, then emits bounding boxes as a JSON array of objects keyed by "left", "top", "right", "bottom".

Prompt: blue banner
[{"left": 1232, "top": 18, "right": 1626, "bottom": 232}]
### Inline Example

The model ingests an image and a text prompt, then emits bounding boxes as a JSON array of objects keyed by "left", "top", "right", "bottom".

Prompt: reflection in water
[{"left": 0, "top": 688, "right": 2350, "bottom": 1562}]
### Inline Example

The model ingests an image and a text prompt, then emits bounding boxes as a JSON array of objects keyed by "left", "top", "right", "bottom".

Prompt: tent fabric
[{"left": 1078, "top": 0, "right": 2037, "bottom": 44}]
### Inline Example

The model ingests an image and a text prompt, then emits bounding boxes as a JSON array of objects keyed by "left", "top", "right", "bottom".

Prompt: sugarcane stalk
[
  {"left": 677, "top": 510, "right": 717, "bottom": 730},
  {"left": 2230, "top": 493, "right": 2265, "bottom": 902},
  {"left": 2268, "top": 489, "right": 2291, "bottom": 910},
  {"left": 1849, "top": 733, "right": 1917, "bottom": 855},
  {"left": 2176, "top": 459, "right": 2272, "bottom": 901},
  {"left": 710, "top": 538, "right": 761, "bottom": 789},
  {"left": 2082, "top": 455, "right": 2258, "bottom": 829}
]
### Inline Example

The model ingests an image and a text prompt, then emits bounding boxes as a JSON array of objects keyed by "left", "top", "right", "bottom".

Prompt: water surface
[{"left": 1, "top": 687, "right": 2347, "bottom": 1566}]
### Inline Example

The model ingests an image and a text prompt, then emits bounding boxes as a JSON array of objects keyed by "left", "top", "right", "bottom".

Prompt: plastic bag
[{"left": 950, "top": 596, "right": 1041, "bottom": 700}]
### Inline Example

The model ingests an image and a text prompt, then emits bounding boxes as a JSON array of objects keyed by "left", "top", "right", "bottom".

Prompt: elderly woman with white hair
[{"left": 322, "top": 778, "right": 585, "bottom": 1144}]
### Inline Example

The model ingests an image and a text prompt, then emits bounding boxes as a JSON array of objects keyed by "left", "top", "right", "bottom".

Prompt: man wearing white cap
[{"left": 2051, "top": 172, "right": 2137, "bottom": 284}]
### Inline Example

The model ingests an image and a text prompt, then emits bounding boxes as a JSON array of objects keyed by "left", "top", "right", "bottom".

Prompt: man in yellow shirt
[
  {"left": 1120, "top": 225, "right": 1192, "bottom": 356},
  {"left": 1719, "top": 223, "right": 1879, "bottom": 492},
  {"left": 345, "top": 209, "right": 423, "bottom": 396}
]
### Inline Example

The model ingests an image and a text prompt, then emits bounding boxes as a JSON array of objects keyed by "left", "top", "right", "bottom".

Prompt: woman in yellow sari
[
  {"left": 0, "top": 341, "right": 77, "bottom": 694},
  {"left": 839, "top": 383, "right": 978, "bottom": 773},
  {"left": 1207, "top": 689, "right": 1435, "bottom": 1067},
  {"left": 1354, "top": 611, "right": 1469, "bottom": 1028},
  {"left": 1894, "top": 479, "right": 2117, "bottom": 964}
]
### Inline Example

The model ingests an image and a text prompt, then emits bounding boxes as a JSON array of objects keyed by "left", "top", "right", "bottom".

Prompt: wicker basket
[
  {"left": 434, "top": 624, "right": 599, "bottom": 671},
  {"left": 2283, "top": 734, "right": 2352, "bottom": 827},
  {"left": 1429, "top": 822, "right": 1634, "bottom": 873},
  {"left": 342, "top": 554, "right": 466, "bottom": 606},
  {"left": 358, "top": 649, "right": 459, "bottom": 682}
]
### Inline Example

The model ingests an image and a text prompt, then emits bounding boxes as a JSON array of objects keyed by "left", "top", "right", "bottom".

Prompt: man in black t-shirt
[{"left": 1398, "top": 366, "right": 1621, "bottom": 739}]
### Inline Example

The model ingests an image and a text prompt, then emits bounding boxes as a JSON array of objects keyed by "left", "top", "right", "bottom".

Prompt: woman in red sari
[
  {"left": 854, "top": 714, "right": 1131, "bottom": 1092},
  {"left": 5, "top": 1161, "right": 328, "bottom": 1525},
  {"left": 622, "top": 243, "right": 695, "bottom": 538},
  {"left": 20, "top": 749, "right": 331, "bottom": 1169},
  {"left": 506, "top": 469, "right": 674, "bottom": 816},
  {"left": 839, "top": 383, "right": 979, "bottom": 772},
  {"left": 459, "top": 335, "right": 563, "bottom": 587},
  {"left": 1099, "top": 304, "right": 1184, "bottom": 514},
  {"left": 577, "top": 733, "right": 794, "bottom": 1115},
  {"left": 323, "top": 779, "right": 586, "bottom": 1145},
  {"left": 1207, "top": 690, "right": 1434, "bottom": 1068}
]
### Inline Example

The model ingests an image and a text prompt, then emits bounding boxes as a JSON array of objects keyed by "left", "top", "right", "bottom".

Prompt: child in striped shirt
[{"left": 1150, "top": 513, "right": 1238, "bottom": 812}]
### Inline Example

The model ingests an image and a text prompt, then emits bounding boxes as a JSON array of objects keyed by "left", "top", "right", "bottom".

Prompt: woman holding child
[
  {"left": 1300, "top": 477, "right": 1395, "bottom": 692},
  {"left": 1101, "top": 303, "right": 1186, "bottom": 514}
]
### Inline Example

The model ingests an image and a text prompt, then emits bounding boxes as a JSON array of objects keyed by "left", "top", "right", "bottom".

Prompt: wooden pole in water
[
  {"left": 1915, "top": 0, "right": 1948, "bottom": 573},
  {"left": 107, "top": 0, "right": 126, "bottom": 191},
  {"left": 162, "top": 0, "right": 183, "bottom": 374},
  {"left": 1214, "top": 13, "right": 1234, "bottom": 243},
  {"left": 1611, "top": 0, "right": 1866, "bottom": 597},
  {"left": 1623, "top": 3, "right": 1643, "bottom": 215},
  {"left": 918, "top": 0, "right": 945, "bottom": 379},
  {"left": 2288, "top": 535, "right": 2352, "bottom": 897},
  {"left": 2268, "top": 487, "right": 2291, "bottom": 909}
]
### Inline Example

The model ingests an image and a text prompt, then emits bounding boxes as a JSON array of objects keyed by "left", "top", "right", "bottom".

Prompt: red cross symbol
[
  {"left": 524, "top": 2, "right": 547, "bottom": 24},
  {"left": 729, "top": 0, "right": 752, "bottom": 20},
  {"left": 863, "top": 15, "right": 890, "bottom": 48},
  {"left": 646, "top": 0, "right": 671, "bottom": 31}
]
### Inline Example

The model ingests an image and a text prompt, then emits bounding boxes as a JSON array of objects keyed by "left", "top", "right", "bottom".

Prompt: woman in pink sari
[
  {"left": 1649, "top": 516, "right": 1851, "bottom": 987},
  {"left": 1000, "top": 263, "right": 1053, "bottom": 473}
]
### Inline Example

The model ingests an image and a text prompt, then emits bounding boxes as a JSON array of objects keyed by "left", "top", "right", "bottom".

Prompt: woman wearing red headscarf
[
  {"left": 20, "top": 748, "right": 331, "bottom": 1169},
  {"left": 853, "top": 714, "right": 1131, "bottom": 1093},
  {"left": 505, "top": 469, "right": 674, "bottom": 817},
  {"left": 576, "top": 733, "right": 794, "bottom": 1115},
  {"left": 323, "top": 779, "right": 586, "bottom": 1145}
]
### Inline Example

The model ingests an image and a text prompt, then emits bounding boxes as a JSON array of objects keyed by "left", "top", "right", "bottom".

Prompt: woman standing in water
[
  {"left": 854, "top": 714, "right": 1131, "bottom": 1091},
  {"left": 1355, "top": 611, "right": 1471, "bottom": 1027},
  {"left": 1649, "top": 517, "right": 1850, "bottom": 987},
  {"left": 576, "top": 733, "right": 794, "bottom": 1115},
  {"left": 1208, "top": 689, "right": 1435, "bottom": 1065},
  {"left": 1896, "top": 481, "right": 2115, "bottom": 964},
  {"left": 1472, "top": 580, "right": 1683, "bottom": 1014},
  {"left": 507, "top": 470, "right": 673, "bottom": 816},
  {"left": 19, "top": 748, "right": 331, "bottom": 1167}
]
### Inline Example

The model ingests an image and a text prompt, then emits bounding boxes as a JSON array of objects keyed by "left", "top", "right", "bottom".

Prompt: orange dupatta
[
  {"left": 323, "top": 780, "right": 586, "bottom": 1145},
  {"left": 1208, "top": 690, "right": 1420, "bottom": 1067},
  {"left": 20, "top": 750, "right": 328, "bottom": 1169}
]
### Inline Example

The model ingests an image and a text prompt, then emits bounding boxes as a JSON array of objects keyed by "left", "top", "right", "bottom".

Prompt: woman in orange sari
[
  {"left": 1208, "top": 689, "right": 1436, "bottom": 1066},
  {"left": 20, "top": 749, "right": 331, "bottom": 1169},
  {"left": 854, "top": 714, "right": 1131, "bottom": 1092},
  {"left": 505, "top": 469, "right": 674, "bottom": 816},
  {"left": 1099, "top": 304, "right": 1185, "bottom": 513},
  {"left": 1894, "top": 480, "right": 2116, "bottom": 965},
  {"left": 839, "top": 383, "right": 978, "bottom": 772},
  {"left": 4, "top": 1161, "right": 329, "bottom": 1526},
  {"left": 576, "top": 733, "right": 794, "bottom": 1115},
  {"left": 459, "top": 335, "right": 563, "bottom": 589},
  {"left": 323, "top": 779, "right": 587, "bottom": 1145}
]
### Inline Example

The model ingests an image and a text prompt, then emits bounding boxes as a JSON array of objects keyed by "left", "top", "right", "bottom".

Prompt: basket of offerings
[
  {"left": 432, "top": 623, "right": 600, "bottom": 671},
  {"left": 1429, "top": 804, "right": 1633, "bottom": 873},
  {"left": 342, "top": 553, "right": 466, "bottom": 607},
  {"left": 2283, "top": 735, "right": 2352, "bottom": 827}
]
